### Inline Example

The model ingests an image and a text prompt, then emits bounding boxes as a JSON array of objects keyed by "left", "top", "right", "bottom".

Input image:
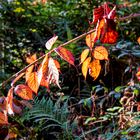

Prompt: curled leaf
[
  {"left": 14, "top": 84, "right": 33, "bottom": 100},
  {"left": 45, "top": 36, "right": 58, "bottom": 50},
  {"left": 55, "top": 46, "right": 75, "bottom": 65},
  {"left": 80, "top": 49, "right": 90, "bottom": 64},
  {"left": 93, "top": 46, "right": 108, "bottom": 60},
  {"left": 82, "top": 57, "right": 91, "bottom": 79},
  {"left": 89, "top": 59, "right": 101, "bottom": 80}
]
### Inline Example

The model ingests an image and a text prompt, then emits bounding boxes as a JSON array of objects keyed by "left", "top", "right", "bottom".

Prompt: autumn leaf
[
  {"left": 89, "top": 59, "right": 101, "bottom": 80},
  {"left": 0, "top": 112, "right": 8, "bottom": 125},
  {"left": 14, "top": 84, "right": 33, "bottom": 100},
  {"left": 26, "top": 54, "right": 37, "bottom": 82},
  {"left": 40, "top": 76, "right": 49, "bottom": 88},
  {"left": 47, "top": 57, "right": 61, "bottom": 88},
  {"left": 27, "top": 72, "right": 39, "bottom": 94},
  {"left": 93, "top": 5, "right": 104, "bottom": 23},
  {"left": 45, "top": 36, "right": 58, "bottom": 50},
  {"left": 6, "top": 87, "right": 14, "bottom": 115},
  {"left": 86, "top": 32, "right": 97, "bottom": 49},
  {"left": 80, "top": 49, "right": 90, "bottom": 64},
  {"left": 97, "top": 19, "right": 118, "bottom": 44},
  {"left": 93, "top": 46, "right": 108, "bottom": 60},
  {"left": 55, "top": 46, "right": 75, "bottom": 66},
  {"left": 26, "top": 53, "right": 37, "bottom": 64},
  {"left": 136, "top": 67, "right": 140, "bottom": 81},
  {"left": 11, "top": 72, "right": 25, "bottom": 86},
  {"left": 82, "top": 57, "right": 91, "bottom": 79},
  {"left": 137, "top": 37, "right": 140, "bottom": 45},
  {"left": 37, "top": 54, "right": 48, "bottom": 86},
  {"left": 53, "top": 59, "right": 61, "bottom": 72}
]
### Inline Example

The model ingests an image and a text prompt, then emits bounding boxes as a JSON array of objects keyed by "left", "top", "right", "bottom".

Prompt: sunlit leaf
[
  {"left": 11, "top": 72, "right": 25, "bottom": 86},
  {"left": 26, "top": 53, "right": 37, "bottom": 64},
  {"left": 27, "top": 72, "right": 39, "bottom": 94},
  {"left": 45, "top": 36, "right": 58, "bottom": 50},
  {"left": 37, "top": 54, "right": 48, "bottom": 86},
  {"left": 55, "top": 46, "right": 75, "bottom": 65},
  {"left": 6, "top": 87, "right": 14, "bottom": 115},
  {"left": 86, "top": 32, "right": 97, "bottom": 49},
  {"left": 89, "top": 59, "right": 101, "bottom": 80},
  {"left": 137, "top": 37, "right": 140, "bottom": 45},
  {"left": 47, "top": 57, "right": 61, "bottom": 88},
  {"left": 53, "top": 59, "right": 61, "bottom": 72},
  {"left": 0, "top": 112, "right": 8, "bottom": 125},
  {"left": 14, "top": 84, "right": 33, "bottom": 100},
  {"left": 82, "top": 57, "right": 91, "bottom": 79},
  {"left": 93, "top": 46, "right": 108, "bottom": 60},
  {"left": 25, "top": 54, "right": 37, "bottom": 82},
  {"left": 40, "top": 76, "right": 49, "bottom": 88},
  {"left": 80, "top": 49, "right": 90, "bottom": 64}
]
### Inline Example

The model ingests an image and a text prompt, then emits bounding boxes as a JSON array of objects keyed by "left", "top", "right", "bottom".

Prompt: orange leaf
[
  {"left": 26, "top": 54, "right": 37, "bottom": 82},
  {"left": 45, "top": 36, "right": 58, "bottom": 50},
  {"left": 6, "top": 87, "right": 14, "bottom": 115},
  {"left": 14, "top": 84, "right": 33, "bottom": 100},
  {"left": 0, "top": 112, "right": 8, "bottom": 125},
  {"left": 47, "top": 57, "right": 61, "bottom": 88},
  {"left": 86, "top": 32, "right": 97, "bottom": 49},
  {"left": 40, "top": 76, "right": 49, "bottom": 88},
  {"left": 27, "top": 72, "right": 39, "bottom": 94},
  {"left": 11, "top": 72, "right": 25, "bottom": 86},
  {"left": 53, "top": 59, "right": 61, "bottom": 72},
  {"left": 137, "top": 37, "right": 140, "bottom": 45},
  {"left": 82, "top": 57, "right": 91, "bottom": 79},
  {"left": 26, "top": 53, "right": 37, "bottom": 64},
  {"left": 89, "top": 59, "right": 101, "bottom": 80},
  {"left": 80, "top": 49, "right": 90, "bottom": 64},
  {"left": 37, "top": 54, "right": 48, "bottom": 86},
  {"left": 55, "top": 47, "right": 75, "bottom": 66},
  {"left": 93, "top": 46, "right": 108, "bottom": 60}
]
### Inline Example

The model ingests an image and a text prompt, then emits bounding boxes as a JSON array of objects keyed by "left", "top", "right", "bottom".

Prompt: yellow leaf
[
  {"left": 93, "top": 46, "right": 108, "bottom": 60},
  {"left": 82, "top": 57, "right": 91, "bottom": 79},
  {"left": 80, "top": 49, "right": 90, "bottom": 64},
  {"left": 89, "top": 59, "right": 101, "bottom": 80}
]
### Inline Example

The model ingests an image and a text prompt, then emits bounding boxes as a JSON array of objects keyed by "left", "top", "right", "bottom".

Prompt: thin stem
[{"left": 1, "top": 29, "right": 95, "bottom": 88}]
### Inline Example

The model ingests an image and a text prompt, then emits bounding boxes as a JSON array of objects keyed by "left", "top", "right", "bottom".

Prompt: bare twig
[
  {"left": 118, "top": 13, "right": 140, "bottom": 21},
  {"left": 1, "top": 29, "right": 95, "bottom": 88}
]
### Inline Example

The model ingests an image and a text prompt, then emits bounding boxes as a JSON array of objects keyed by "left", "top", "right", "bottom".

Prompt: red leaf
[
  {"left": 55, "top": 47, "right": 75, "bottom": 66},
  {"left": 47, "top": 57, "right": 61, "bottom": 88},
  {"left": 45, "top": 36, "right": 58, "bottom": 50},
  {"left": 93, "top": 46, "right": 108, "bottom": 60},
  {"left": 6, "top": 87, "right": 14, "bottom": 115},
  {"left": 14, "top": 84, "right": 33, "bottom": 100},
  {"left": 0, "top": 112, "right": 8, "bottom": 125},
  {"left": 27, "top": 72, "right": 39, "bottom": 94},
  {"left": 97, "top": 19, "right": 118, "bottom": 44},
  {"left": 82, "top": 57, "right": 91, "bottom": 79}
]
